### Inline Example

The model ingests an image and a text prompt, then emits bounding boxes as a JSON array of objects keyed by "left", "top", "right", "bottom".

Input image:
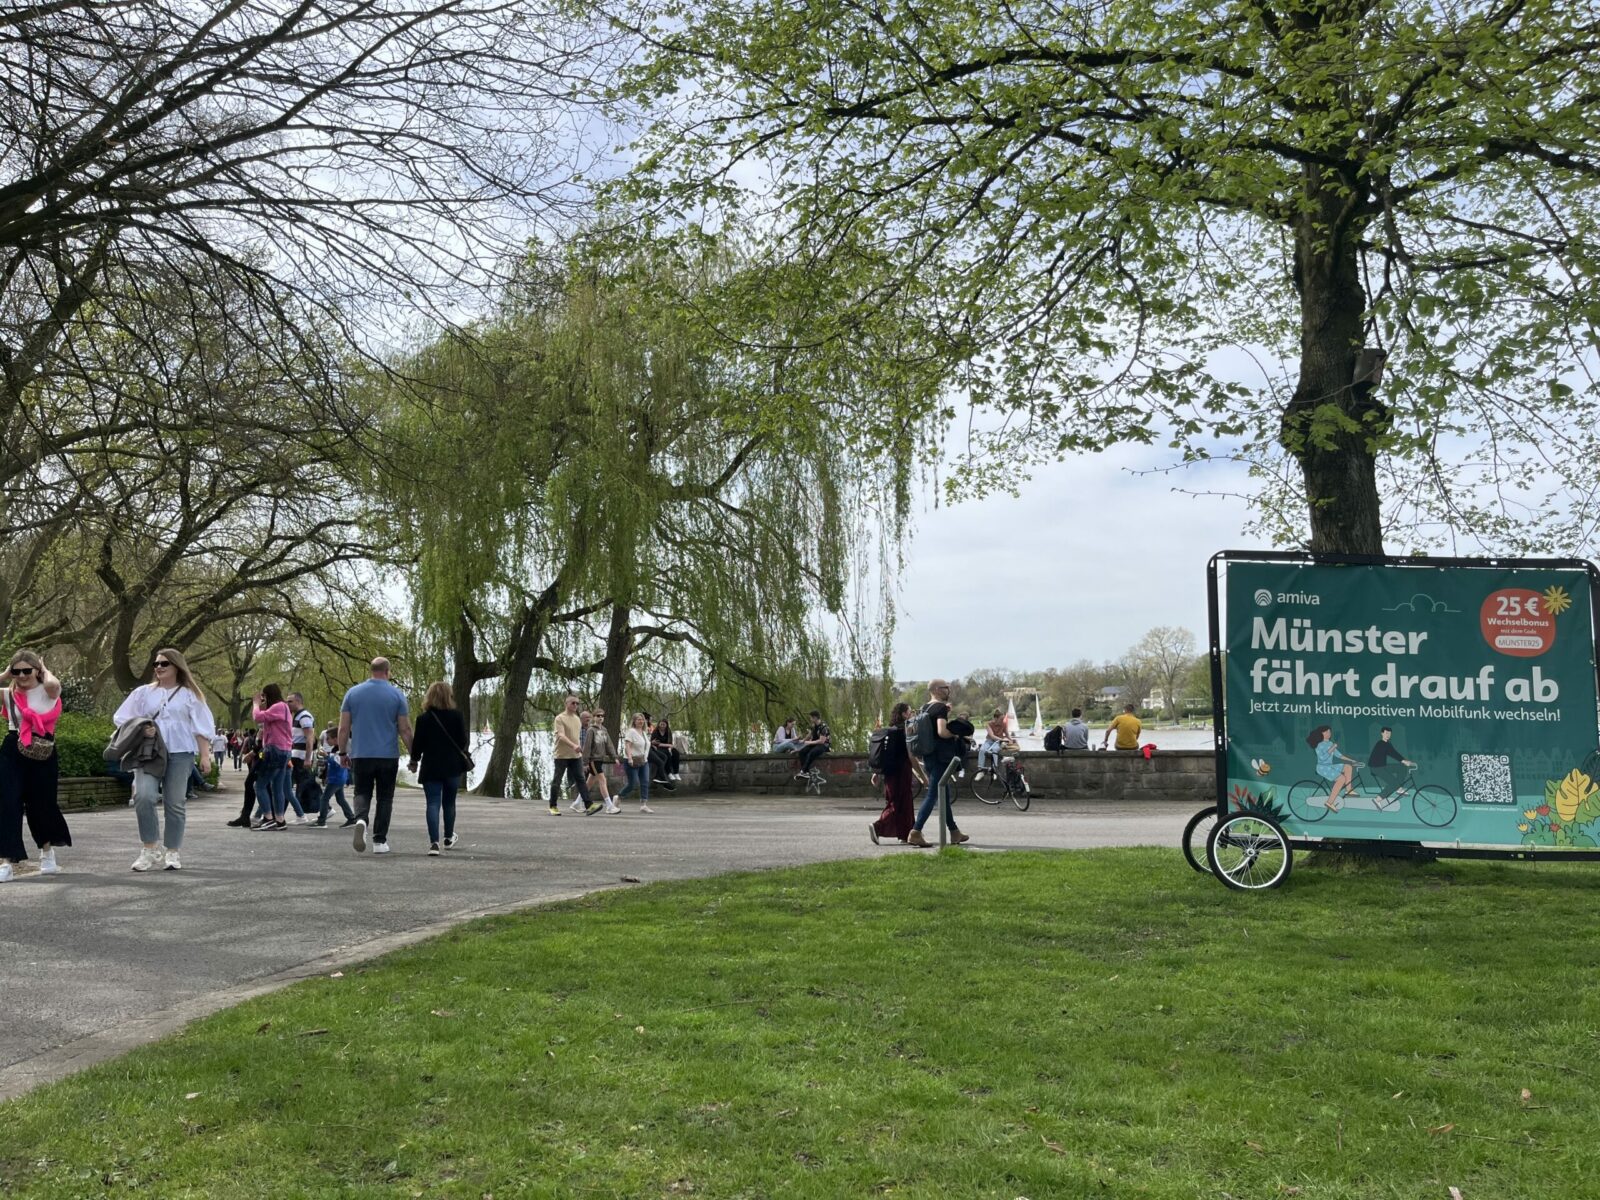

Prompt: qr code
[{"left": 1460, "top": 753, "right": 1514, "bottom": 805}]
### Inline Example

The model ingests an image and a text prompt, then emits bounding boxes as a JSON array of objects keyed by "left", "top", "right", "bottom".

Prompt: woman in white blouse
[
  {"left": 112, "top": 648, "right": 216, "bottom": 872},
  {"left": 614, "top": 711, "right": 655, "bottom": 814}
]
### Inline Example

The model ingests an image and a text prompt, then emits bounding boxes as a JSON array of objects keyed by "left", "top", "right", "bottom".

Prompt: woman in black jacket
[
  {"left": 408, "top": 681, "right": 471, "bottom": 854},
  {"left": 650, "top": 717, "right": 682, "bottom": 783}
]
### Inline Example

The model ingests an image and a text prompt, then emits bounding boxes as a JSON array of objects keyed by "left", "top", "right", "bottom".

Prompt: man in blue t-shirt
[{"left": 337, "top": 657, "right": 414, "bottom": 855}]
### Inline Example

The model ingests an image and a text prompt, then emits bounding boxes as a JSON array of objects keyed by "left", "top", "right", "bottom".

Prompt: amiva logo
[{"left": 1253, "top": 588, "right": 1321, "bottom": 607}]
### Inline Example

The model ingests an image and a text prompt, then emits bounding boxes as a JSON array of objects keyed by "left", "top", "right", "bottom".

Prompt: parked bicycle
[{"left": 971, "top": 755, "right": 1031, "bottom": 810}]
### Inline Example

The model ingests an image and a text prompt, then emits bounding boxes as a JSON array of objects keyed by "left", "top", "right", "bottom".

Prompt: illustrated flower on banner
[
  {"left": 1521, "top": 766, "right": 1600, "bottom": 849},
  {"left": 1542, "top": 585, "right": 1573, "bottom": 615}
]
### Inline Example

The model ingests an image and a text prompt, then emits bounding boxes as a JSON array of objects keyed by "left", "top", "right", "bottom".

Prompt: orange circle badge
[{"left": 1481, "top": 588, "right": 1556, "bottom": 657}]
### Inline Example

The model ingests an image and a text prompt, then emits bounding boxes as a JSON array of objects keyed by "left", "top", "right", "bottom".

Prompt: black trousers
[
  {"left": 0, "top": 734, "right": 70, "bottom": 862},
  {"left": 799, "top": 742, "right": 829, "bottom": 772},
  {"left": 550, "top": 757, "right": 590, "bottom": 808},
  {"left": 351, "top": 757, "right": 400, "bottom": 842},
  {"left": 650, "top": 744, "right": 680, "bottom": 780}
]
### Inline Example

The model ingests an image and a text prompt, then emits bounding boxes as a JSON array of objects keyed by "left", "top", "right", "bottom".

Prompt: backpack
[
  {"left": 1043, "top": 724, "right": 1065, "bottom": 754},
  {"left": 867, "top": 727, "right": 889, "bottom": 771},
  {"left": 908, "top": 704, "right": 940, "bottom": 756}
]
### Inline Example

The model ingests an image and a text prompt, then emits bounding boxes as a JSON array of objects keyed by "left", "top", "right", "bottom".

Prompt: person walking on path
[
  {"left": 227, "top": 729, "right": 243, "bottom": 769},
  {"left": 1103, "top": 703, "right": 1142, "bottom": 752},
  {"left": 339, "top": 657, "right": 413, "bottom": 855},
  {"left": 408, "top": 682, "right": 470, "bottom": 854},
  {"left": 0, "top": 651, "right": 70, "bottom": 882},
  {"left": 549, "top": 695, "right": 595, "bottom": 815},
  {"left": 287, "top": 692, "right": 319, "bottom": 822},
  {"left": 615, "top": 712, "right": 655, "bottom": 813},
  {"left": 314, "top": 725, "right": 357, "bottom": 827},
  {"left": 908, "top": 679, "right": 969, "bottom": 848},
  {"left": 251, "top": 684, "right": 296, "bottom": 829},
  {"left": 113, "top": 648, "right": 216, "bottom": 871},
  {"left": 868, "top": 702, "right": 923, "bottom": 846},
  {"left": 583, "top": 707, "right": 620, "bottom": 814}
]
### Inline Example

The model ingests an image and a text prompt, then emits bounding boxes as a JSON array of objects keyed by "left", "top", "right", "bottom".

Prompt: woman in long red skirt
[{"left": 870, "top": 703, "right": 924, "bottom": 844}]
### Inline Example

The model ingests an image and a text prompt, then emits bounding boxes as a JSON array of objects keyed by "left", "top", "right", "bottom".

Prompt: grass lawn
[{"left": 4, "top": 849, "right": 1600, "bottom": 1198}]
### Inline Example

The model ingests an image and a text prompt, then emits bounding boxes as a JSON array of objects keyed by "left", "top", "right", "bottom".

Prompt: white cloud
[{"left": 890, "top": 446, "right": 1259, "bottom": 678}]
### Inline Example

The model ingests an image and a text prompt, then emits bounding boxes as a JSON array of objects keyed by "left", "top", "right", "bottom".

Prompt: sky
[{"left": 887, "top": 444, "right": 1257, "bottom": 680}]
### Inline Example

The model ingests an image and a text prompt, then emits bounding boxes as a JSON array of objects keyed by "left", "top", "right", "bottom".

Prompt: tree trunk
[
  {"left": 596, "top": 602, "right": 632, "bottom": 741},
  {"left": 1280, "top": 165, "right": 1386, "bottom": 555},
  {"left": 475, "top": 601, "right": 550, "bottom": 798},
  {"left": 451, "top": 609, "right": 481, "bottom": 726}
]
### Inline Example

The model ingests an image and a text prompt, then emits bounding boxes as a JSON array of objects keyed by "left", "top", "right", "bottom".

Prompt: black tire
[
  {"left": 970, "top": 769, "right": 1003, "bottom": 805},
  {"left": 1182, "top": 807, "right": 1218, "bottom": 873},
  {"left": 1287, "top": 778, "right": 1333, "bottom": 824},
  {"left": 1207, "top": 811, "right": 1293, "bottom": 891},
  {"left": 1412, "top": 784, "right": 1456, "bottom": 828},
  {"left": 1009, "top": 778, "right": 1030, "bottom": 811}
]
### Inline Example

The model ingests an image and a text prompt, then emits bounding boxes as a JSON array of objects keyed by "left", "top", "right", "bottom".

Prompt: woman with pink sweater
[{"left": 251, "top": 683, "right": 295, "bottom": 830}]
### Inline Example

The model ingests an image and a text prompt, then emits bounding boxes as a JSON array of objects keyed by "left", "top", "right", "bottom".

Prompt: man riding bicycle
[{"left": 1368, "top": 726, "right": 1417, "bottom": 800}]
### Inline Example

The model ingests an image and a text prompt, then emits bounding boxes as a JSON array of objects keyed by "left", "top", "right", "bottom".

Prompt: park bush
[{"left": 53, "top": 712, "right": 115, "bottom": 777}]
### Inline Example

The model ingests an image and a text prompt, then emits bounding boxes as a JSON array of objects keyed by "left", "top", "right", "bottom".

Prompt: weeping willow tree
[{"left": 375, "top": 237, "right": 926, "bottom": 796}]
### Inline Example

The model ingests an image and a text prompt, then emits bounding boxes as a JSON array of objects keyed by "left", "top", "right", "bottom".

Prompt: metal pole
[{"left": 938, "top": 753, "right": 963, "bottom": 847}]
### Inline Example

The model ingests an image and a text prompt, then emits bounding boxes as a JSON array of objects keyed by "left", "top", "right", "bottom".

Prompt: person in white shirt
[
  {"left": 112, "top": 648, "right": 217, "bottom": 872},
  {"left": 615, "top": 712, "right": 655, "bottom": 813}
]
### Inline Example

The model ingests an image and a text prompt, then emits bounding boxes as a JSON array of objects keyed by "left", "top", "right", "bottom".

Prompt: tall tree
[
  {"left": 378, "top": 241, "right": 915, "bottom": 795},
  {"left": 613, "top": 0, "right": 1600, "bottom": 553},
  {"left": 1128, "top": 626, "right": 1199, "bottom": 721}
]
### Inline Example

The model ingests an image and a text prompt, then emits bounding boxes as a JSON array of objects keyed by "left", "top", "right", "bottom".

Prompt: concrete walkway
[{"left": 0, "top": 781, "right": 1199, "bottom": 1100}]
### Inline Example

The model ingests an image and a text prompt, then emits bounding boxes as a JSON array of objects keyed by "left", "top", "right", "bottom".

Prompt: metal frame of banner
[{"left": 1207, "top": 549, "right": 1600, "bottom": 864}]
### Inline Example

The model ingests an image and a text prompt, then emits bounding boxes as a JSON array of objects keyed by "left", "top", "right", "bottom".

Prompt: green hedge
[{"left": 53, "top": 712, "right": 116, "bottom": 777}]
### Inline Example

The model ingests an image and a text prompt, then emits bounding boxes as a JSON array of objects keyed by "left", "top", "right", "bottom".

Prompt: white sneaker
[
  {"left": 568, "top": 798, "right": 584, "bottom": 812},
  {"left": 352, "top": 819, "right": 368, "bottom": 853},
  {"left": 163, "top": 849, "right": 182, "bottom": 871},
  {"left": 131, "top": 848, "right": 161, "bottom": 872},
  {"left": 443, "top": 833, "right": 459, "bottom": 848},
  {"left": 39, "top": 849, "right": 60, "bottom": 875},
  {"left": 603, "top": 802, "right": 620, "bottom": 814},
  {"left": 292, "top": 815, "right": 309, "bottom": 825},
  {"left": 639, "top": 804, "right": 655, "bottom": 813},
  {"left": 373, "top": 842, "right": 391, "bottom": 855},
  {"left": 0, "top": 862, "right": 12, "bottom": 882}
]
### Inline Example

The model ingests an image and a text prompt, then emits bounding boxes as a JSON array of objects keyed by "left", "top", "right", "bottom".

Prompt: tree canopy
[{"left": 611, "top": 0, "right": 1600, "bottom": 554}]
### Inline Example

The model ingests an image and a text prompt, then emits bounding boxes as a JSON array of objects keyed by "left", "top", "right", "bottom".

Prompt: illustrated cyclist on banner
[
  {"left": 1368, "top": 726, "right": 1418, "bottom": 803},
  {"left": 1305, "top": 724, "right": 1359, "bottom": 811}
]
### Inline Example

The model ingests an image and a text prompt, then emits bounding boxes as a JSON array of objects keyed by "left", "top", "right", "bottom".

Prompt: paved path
[{"left": 0, "top": 783, "right": 1198, "bottom": 1099}]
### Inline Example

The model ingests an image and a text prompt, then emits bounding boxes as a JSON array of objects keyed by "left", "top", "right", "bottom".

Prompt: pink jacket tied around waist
[{"left": 11, "top": 693, "right": 61, "bottom": 747}]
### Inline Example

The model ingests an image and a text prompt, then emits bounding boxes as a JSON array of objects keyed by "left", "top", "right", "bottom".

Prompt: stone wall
[
  {"left": 676, "top": 750, "right": 1216, "bottom": 803},
  {"left": 57, "top": 776, "right": 132, "bottom": 813}
]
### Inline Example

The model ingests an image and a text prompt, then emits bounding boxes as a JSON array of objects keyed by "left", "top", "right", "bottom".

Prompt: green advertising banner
[{"left": 1220, "top": 557, "right": 1600, "bottom": 850}]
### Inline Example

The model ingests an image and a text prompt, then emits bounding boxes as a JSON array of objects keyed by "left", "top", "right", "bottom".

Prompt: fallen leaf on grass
[
  {"left": 184, "top": 1092, "right": 201, "bottom": 1101},
  {"left": 1245, "top": 1140, "right": 1265, "bottom": 1154},
  {"left": 635, "top": 1026, "right": 646, "bottom": 1034},
  {"left": 1449, "top": 1189, "right": 1464, "bottom": 1200},
  {"left": 621, "top": 875, "right": 642, "bottom": 883},
  {"left": 1429, "top": 1124, "right": 1456, "bottom": 1136},
  {"left": 1280, "top": 1189, "right": 1302, "bottom": 1197},
  {"left": 1041, "top": 1137, "right": 1067, "bottom": 1155},
  {"left": 1521, "top": 1088, "right": 1533, "bottom": 1103},
  {"left": 255, "top": 1021, "right": 272, "bottom": 1034},
  {"left": 1391, "top": 1091, "right": 1404, "bottom": 1099},
  {"left": 330, "top": 972, "right": 343, "bottom": 979},
  {"left": 431, "top": 1009, "right": 454, "bottom": 1018}
]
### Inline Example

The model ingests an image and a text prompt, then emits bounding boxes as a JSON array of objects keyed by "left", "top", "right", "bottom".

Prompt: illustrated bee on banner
[{"left": 1250, "top": 757, "right": 1272, "bottom": 777}]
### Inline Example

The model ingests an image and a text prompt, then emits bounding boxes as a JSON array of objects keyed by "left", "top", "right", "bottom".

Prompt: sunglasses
[
  {"left": 154, "top": 660, "right": 174, "bottom": 668},
  {"left": 9, "top": 667, "right": 35, "bottom": 677}
]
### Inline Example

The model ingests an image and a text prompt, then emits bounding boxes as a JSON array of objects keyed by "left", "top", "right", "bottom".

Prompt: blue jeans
[
  {"left": 261, "top": 748, "right": 293, "bottom": 818},
  {"left": 423, "top": 777, "right": 459, "bottom": 844},
  {"left": 317, "top": 778, "right": 354, "bottom": 823},
  {"left": 616, "top": 762, "right": 650, "bottom": 803},
  {"left": 914, "top": 751, "right": 961, "bottom": 833}
]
